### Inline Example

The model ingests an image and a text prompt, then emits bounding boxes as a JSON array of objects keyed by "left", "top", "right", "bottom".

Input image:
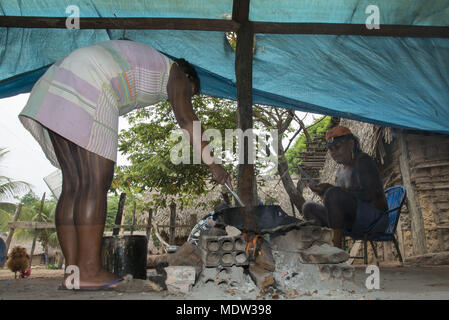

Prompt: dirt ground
[{"left": 0, "top": 263, "right": 448, "bottom": 300}]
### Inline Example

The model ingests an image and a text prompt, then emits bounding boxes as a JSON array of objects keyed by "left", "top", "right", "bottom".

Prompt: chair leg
[
  {"left": 370, "top": 241, "right": 379, "bottom": 266},
  {"left": 363, "top": 237, "right": 368, "bottom": 265},
  {"left": 392, "top": 236, "right": 403, "bottom": 264}
]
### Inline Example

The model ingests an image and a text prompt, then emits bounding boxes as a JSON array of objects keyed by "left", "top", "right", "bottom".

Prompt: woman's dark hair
[{"left": 174, "top": 58, "right": 201, "bottom": 95}]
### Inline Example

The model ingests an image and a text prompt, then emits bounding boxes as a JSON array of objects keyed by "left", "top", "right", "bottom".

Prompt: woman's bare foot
[{"left": 62, "top": 268, "right": 122, "bottom": 289}]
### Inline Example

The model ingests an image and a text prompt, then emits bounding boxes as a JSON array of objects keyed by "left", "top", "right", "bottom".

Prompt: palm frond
[{"left": 0, "top": 177, "right": 31, "bottom": 201}]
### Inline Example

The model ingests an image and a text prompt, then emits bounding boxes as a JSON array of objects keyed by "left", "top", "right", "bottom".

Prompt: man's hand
[
  {"left": 309, "top": 183, "right": 334, "bottom": 196},
  {"left": 209, "top": 163, "right": 233, "bottom": 189}
]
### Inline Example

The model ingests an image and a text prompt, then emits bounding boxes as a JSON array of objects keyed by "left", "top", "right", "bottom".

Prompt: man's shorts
[{"left": 348, "top": 199, "right": 389, "bottom": 237}]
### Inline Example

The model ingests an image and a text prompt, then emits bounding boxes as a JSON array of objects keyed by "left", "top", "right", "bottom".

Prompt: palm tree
[{"left": 0, "top": 148, "right": 31, "bottom": 201}]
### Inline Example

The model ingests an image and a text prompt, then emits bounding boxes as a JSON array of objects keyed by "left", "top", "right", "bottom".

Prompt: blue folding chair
[{"left": 345, "top": 186, "right": 407, "bottom": 265}]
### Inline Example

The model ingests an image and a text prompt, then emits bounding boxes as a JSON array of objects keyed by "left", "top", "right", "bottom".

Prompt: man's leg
[
  {"left": 302, "top": 201, "right": 329, "bottom": 227},
  {"left": 323, "top": 187, "right": 357, "bottom": 248}
]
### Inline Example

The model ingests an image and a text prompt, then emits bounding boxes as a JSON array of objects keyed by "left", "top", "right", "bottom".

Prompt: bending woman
[{"left": 19, "top": 40, "right": 231, "bottom": 289}]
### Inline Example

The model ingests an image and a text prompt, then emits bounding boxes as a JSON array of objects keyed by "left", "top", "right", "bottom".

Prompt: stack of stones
[
  {"left": 269, "top": 225, "right": 355, "bottom": 291},
  {"left": 197, "top": 234, "right": 249, "bottom": 287},
  {"left": 196, "top": 225, "right": 355, "bottom": 293}
]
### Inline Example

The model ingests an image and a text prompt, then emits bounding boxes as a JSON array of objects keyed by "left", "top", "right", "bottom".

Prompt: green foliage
[
  {"left": 0, "top": 191, "right": 59, "bottom": 249},
  {"left": 105, "top": 193, "right": 146, "bottom": 232},
  {"left": 0, "top": 148, "right": 31, "bottom": 201},
  {"left": 116, "top": 95, "right": 240, "bottom": 210},
  {"left": 285, "top": 116, "right": 331, "bottom": 173}
]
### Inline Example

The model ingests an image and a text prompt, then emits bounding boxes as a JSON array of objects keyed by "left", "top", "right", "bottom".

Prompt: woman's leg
[
  {"left": 49, "top": 131, "right": 81, "bottom": 273},
  {"left": 71, "top": 139, "right": 117, "bottom": 286},
  {"left": 49, "top": 130, "right": 119, "bottom": 287}
]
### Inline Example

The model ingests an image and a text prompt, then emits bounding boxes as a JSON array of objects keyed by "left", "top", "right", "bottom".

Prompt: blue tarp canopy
[{"left": 1, "top": 0, "right": 449, "bottom": 133}]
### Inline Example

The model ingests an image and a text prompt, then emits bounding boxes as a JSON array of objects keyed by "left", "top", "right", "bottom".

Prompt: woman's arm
[{"left": 167, "top": 63, "right": 232, "bottom": 188}]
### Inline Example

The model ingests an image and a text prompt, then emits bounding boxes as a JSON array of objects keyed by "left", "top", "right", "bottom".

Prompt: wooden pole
[
  {"left": 113, "top": 193, "right": 126, "bottom": 236},
  {"left": 5, "top": 203, "right": 23, "bottom": 256},
  {"left": 398, "top": 130, "right": 427, "bottom": 255},
  {"left": 169, "top": 202, "right": 176, "bottom": 245},
  {"left": 234, "top": 0, "right": 259, "bottom": 233},
  {"left": 130, "top": 201, "right": 136, "bottom": 235},
  {"left": 119, "top": 206, "right": 126, "bottom": 236},
  {"left": 29, "top": 192, "right": 45, "bottom": 267},
  {"left": 146, "top": 208, "right": 153, "bottom": 241}
]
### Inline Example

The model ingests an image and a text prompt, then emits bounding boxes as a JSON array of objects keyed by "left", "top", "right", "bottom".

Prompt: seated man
[{"left": 302, "top": 126, "right": 388, "bottom": 248}]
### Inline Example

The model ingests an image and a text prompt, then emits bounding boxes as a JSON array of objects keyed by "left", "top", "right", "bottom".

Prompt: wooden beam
[
  {"left": 398, "top": 130, "right": 427, "bottom": 255},
  {"left": 253, "top": 22, "right": 449, "bottom": 38},
  {"left": 1, "top": 16, "right": 449, "bottom": 38},
  {"left": 0, "top": 16, "right": 239, "bottom": 31}
]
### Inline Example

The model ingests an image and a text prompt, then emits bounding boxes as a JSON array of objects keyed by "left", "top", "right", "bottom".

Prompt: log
[
  {"left": 248, "top": 262, "right": 275, "bottom": 290},
  {"left": 398, "top": 130, "right": 427, "bottom": 255},
  {"left": 255, "top": 239, "right": 275, "bottom": 272}
]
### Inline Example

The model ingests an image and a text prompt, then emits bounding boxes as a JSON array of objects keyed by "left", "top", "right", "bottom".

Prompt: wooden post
[
  {"left": 169, "top": 202, "right": 177, "bottom": 245},
  {"left": 130, "top": 201, "right": 136, "bottom": 235},
  {"left": 113, "top": 193, "right": 126, "bottom": 236},
  {"left": 29, "top": 193, "right": 45, "bottom": 267},
  {"left": 398, "top": 130, "right": 427, "bottom": 255},
  {"left": 233, "top": 0, "right": 259, "bottom": 233},
  {"left": 119, "top": 206, "right": 126, "bottom": 236},
  {"left": 5, "top": 203, "right": 23, "bottom": 255},
  {"left": 146, "top": 208, "right": 153, "bottom": 241}
]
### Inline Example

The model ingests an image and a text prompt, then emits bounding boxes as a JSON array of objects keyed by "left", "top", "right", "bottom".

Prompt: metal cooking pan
[
  {"left": 218, "top": 183, "right": 308, "bottom": 233},
  {"left": 214, "top": 204, "right": 306, "bottom": 234}
]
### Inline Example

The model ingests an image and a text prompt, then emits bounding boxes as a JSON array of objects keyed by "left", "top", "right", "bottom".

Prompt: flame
[{"left": 243, "top": 233, "right": 259, "bottom": 257}]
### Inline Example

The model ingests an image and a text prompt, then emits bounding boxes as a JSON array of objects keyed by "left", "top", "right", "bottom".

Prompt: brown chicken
[{"left": 6, "top": 246, "right": 30, "bottom": 279}]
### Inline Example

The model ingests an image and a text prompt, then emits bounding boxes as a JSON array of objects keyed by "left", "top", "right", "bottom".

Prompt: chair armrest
[{"left": 382, "top": 206, "right": 401, "bottom": 215}]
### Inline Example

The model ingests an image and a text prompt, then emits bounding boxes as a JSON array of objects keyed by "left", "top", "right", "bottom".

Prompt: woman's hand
[
  {"left": 209, "top": 163, "right": 233, "bottom": 189},
  {"left": 309, "top": 183, "right": 334, "bottom": 196}
]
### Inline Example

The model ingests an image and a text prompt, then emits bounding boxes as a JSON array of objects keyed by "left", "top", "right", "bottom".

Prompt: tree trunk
[{"left": 277, "top": 143, "right": 306, "bottom": 214}]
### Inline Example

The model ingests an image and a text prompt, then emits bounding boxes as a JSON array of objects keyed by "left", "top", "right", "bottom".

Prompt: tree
[
  {"left": 116, "top": 95, "right": 246, "bottom": 210},
  {"left": 253, "top": 106, "right": 312, "bottom": 213}
]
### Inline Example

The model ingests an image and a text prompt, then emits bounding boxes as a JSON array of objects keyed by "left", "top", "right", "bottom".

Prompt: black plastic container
[{"left": 101, "top": 235, "right": 147, "bottom": 280}]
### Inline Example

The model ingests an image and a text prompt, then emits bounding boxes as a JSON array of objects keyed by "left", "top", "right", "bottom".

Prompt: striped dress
[{"left": 19, "top": 40, "right": 173, "bottom": 167}]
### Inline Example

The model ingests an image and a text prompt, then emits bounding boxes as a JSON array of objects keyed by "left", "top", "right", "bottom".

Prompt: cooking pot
[{"left": 214, "top": 205, "right": 306, "bottom": 234}]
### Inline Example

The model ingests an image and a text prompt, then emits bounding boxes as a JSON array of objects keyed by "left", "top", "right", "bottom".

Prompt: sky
[
  {"left": 0, "top": 93, "right": 320, "bottom": 203},
  {"left": 0, "top": 94, "right": 130, "bottom": 202}
]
